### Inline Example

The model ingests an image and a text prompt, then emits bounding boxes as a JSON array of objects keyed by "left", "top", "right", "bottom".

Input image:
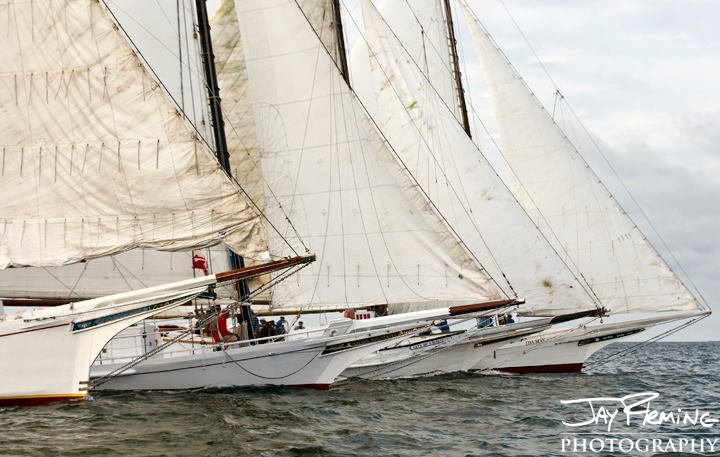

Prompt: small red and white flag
[{"left": 192, "top": 253, "right": 209, "bottom": 275}]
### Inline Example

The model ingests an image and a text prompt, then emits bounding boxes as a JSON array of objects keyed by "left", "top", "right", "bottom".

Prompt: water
[{"left": 1, "top": 342, "right": 719, "bottom": 456}]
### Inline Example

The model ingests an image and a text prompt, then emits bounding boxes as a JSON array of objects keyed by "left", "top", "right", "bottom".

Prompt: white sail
[
  {"left": 377, "top": 0, "right": 461, "bottom": 120},
  {"left": 212, "top": 0, "right": 342, "bottom": 214},
  {"left": 0, "top": 246, "right": 232, "bottom": 300},
  {"left": 458, "top": 2, "right": 701, "bottom": 314},
  {"left": 355, "top": 0, "right": 597, "bottom": 316},
  {"left": 235, "top": 0, "right": 502, "bottom": 308},
  {"left": 0, "top": 0, "right": 266, "bottom": 269}
]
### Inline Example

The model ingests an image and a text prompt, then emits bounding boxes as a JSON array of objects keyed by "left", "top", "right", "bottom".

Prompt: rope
[
  {"left": 89, "top": 260, "right": 312, "bottom": 389},
  {"left": 220, "top": 345, "right": 322, "bottom": 380},
  {"left": 338, "top": 0, "right": 514, "bottom": 298},
  {"left": 584, "top": 313, "right": 710, "bottom": 369},
  {"left": 98, "top": 0, "right": 303, "bottom": 257},
  {"left": 485, "top": 0, "right": 709, "bottom": 310}
]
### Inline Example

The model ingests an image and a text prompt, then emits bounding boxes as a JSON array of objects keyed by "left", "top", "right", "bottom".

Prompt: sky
[
  {"left": 447, "top": 0, "right": 719, "bottom": 340},
  {"left": 127, "top": 0, "right": 718, "bottom": 340}
]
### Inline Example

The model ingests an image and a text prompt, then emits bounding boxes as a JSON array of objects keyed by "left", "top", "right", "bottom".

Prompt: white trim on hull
[
  {"left": 90, "top": 320, "right": 427, "bottom": 390},
  {"left": 476, "top": 312, "right": 709, "bottom": 374},
  {"left": 341, "top": 319, "right": 552, "bottom": 380},
  {"left": 0, "top": 276, "right": 214, "bottom": 405}
]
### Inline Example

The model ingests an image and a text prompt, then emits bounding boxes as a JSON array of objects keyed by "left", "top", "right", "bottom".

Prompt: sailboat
[
  {"left": 347, "top": 0, "right": 710, "bottom": 374},
  {"left": 0, "top": 0, "right": 316, "bottom": 405},
  {"left": 81, "top": 0, "right": 534, "bottom": 390},
  {"left": 201, "top": 0, "right": 604, "bottom": 381},
  {"left": 455, "top": 0, "right": 710, "bottom": 373}
]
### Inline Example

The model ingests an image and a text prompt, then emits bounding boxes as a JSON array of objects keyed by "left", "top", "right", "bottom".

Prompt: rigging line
[
  {"left": 222, "top": 115, "right": 309, "bottom": 255},
  {"left": 466, "top": 101, "right": 603, "bottom": 308},
  {"left": 335, "top": 0, "right": 515, "bottom": 298},
  {"left": 465, "top": 0, "right": 708, "bottom": 310},
  {"left": 452, "top": 0, "right": 481, "bottom": 142},
  {"left": 459, "top": 2, "right": 631, "bottom": 308},
  {"left": 98, "top": 0, "right": 302, "bottom": 257},
  {"left": 400, "top": 0, "right": 458, "bottom": 89},
  {"left": 154, "top": 0, "right": 175, "bottom": 27},
  {"left": 338, "top": 68, "right": 398, "bottom": 304},
  {"left": 91, "top": 260, "right": 311, "bottom": 388},
  {"left": 297, "top": 0, "right": 494, "bottom": 300},
  {"left": 584, "top": 313, "right": 710, "bottom": 369},
  {"left": 342, "top": 0, "right": 519, "bottom": 297},
  {"left": 103, "top": 0, "right": 195, "bottom": 76},
  {"left": 277, "top": 8, "right": 330, "bottom": 251},
  {"left": 561, "top": 99, "right": 711, "bottom": 310},
  {"left": 496, "top": 0, "right": 560, "bottom": 92},
  {"left": 176, "top": 0, "right": 185, "bottom": 111},
  {"left": 221, "top": 345, "right": 322, "bottom": 380},
  {"left": 304, "top": 68, "right": 341, "bottom": 306},
  {"left": 39, "top": 267, "right": 77, "bottom": 298},
  {"left": 182, "top": 0, "right": 200, "bottom": 135}
]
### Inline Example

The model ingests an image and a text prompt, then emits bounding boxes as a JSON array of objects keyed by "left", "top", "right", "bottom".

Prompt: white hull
[
  {"left": 342, "top": 320, "right": 550, "bottom": 380},
  {"left": 0, "top": 276, "right": 212, "bottom": 405},
  {"left": 475, "top": 313, "right": 705, "bottom": 373},
  {"left": 91, "top": 320, "right": 431, "bottom": 390}
]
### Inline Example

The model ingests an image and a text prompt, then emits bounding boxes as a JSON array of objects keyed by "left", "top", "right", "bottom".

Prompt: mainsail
[
  {"left": 350, "top": 0, "right": 598, "bottom": 316},
  {"left": 458, "top": 1, "right": 702, "bottom": 315},
  {"left": 0, "top": 0, "right": 266, "bottom": 269},
  {"left": 234, "top": 0, "right": 503, "bottom": 308}
]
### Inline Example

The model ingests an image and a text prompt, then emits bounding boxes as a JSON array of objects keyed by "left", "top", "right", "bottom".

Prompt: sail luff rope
[{"left": 475, "top": 0, "right": 709, "bottom": 311}]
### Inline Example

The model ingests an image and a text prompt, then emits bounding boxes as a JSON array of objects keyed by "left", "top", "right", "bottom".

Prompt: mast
[
  {"left": 196, "top": 0, "right": 231, "bottom": 172},
  {"left": 332, "top": 0, "right": 351, "bottom": 85},
  {"left": 196, "top": 0, "right": 254, "bottom": 334},
  {"left": 441, "top": 0, "right": 471, "bottom": 137}
]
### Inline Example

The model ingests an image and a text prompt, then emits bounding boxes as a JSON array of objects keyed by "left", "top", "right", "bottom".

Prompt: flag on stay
[{"left": 193, "top": 253, "right": 209, "bottom": 275}]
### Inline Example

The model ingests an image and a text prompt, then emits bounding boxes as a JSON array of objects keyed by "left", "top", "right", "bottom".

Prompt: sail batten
[
  {"left": 458, "top": 1, "right": 701, "bottom": 314},
  {"left": 0, "top": 0, "right": 266, "bottom": 269}
]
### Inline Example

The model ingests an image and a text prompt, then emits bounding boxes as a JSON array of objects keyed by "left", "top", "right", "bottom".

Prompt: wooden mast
[
  {"left": 332, "top": 0, "right": 351, "bottom": 85},
  {"left": 196, "top": 0, "right": 255, "bottom": 333},
  {"left": 441, "top": 0, "right": 472, "bottom": 137}
]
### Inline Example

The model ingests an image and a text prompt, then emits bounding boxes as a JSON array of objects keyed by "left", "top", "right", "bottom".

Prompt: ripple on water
[{"left": 1, "top": 342, "right": 718, "bottom": 456}]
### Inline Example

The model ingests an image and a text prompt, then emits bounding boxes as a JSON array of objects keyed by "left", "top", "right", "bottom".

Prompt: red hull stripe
[
  {"left": 0, "top": 394, "right": 86, "bottom": 407},
  {"left": 496, "top": 363, "right": 584, "bottom": 374}
]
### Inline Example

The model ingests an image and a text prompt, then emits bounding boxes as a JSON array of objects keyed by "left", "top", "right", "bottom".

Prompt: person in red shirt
[{"left": 209, "top": 306, "right": 237, "bottom": 343}]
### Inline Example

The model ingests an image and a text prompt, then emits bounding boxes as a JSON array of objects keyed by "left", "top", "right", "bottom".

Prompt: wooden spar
[
  {"left": 441, "top": 0, "right": 472, "bottom": 137},
  {"left": 549, "top": 307, "right": 607, "bottom": 324},
  {"left": 214, "top": 255, "right": 316, "bottom": 284},
  {"left": 332, "top": 0, "right": 350, "bottom": 85},
  {"left": 195, "top": 0, "right": 230, "bottom": 173},
  {"left": 1, "top": 298, "right": 87, "bottom": 307},
  {"left": 448, "top": 298, "right": 518, "bottom": 316}
]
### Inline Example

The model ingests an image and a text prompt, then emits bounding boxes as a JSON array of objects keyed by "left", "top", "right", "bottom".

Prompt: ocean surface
[{"left": 1, "top": 342, "right": 718, "bottom": 457}]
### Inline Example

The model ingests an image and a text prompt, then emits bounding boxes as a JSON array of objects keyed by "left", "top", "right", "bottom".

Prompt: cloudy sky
[
  {"left": 123, "top": 0, "right": 718, "bottom": 340},
  {"left": 447, "top": 0, "right": 719, "bottom": 340}
]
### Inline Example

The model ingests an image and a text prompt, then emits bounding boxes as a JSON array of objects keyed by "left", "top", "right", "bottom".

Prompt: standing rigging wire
[
  {"left": 458, "top": 0, "right": 709, "bottom": 358},
  {"left": 358, "top": 0, "right": 606, "bottom": 309},
  {"left": 342, "top": 0, "right": 585, "bottom": 301},
  {"left": 469, "top": 0, "right": 709, "bottom": 310},
  {"left": 297, "top": 0, "right": 513, "bottom": 300},
  {"left": 97, "top": 0, "right": 306, "bottom": 258},
  {"left": 89, "top": 259, "right": 314, "bottom": 389}
]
